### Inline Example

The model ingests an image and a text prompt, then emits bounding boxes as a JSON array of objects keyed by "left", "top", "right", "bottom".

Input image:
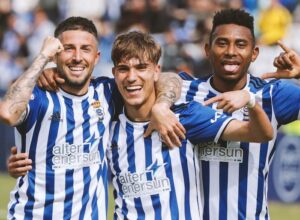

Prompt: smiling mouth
[
  {"left": 125, "top": 85, "right": 142, "bottom": 93},
  {"left": 68, "top": 66, "right": 85, "bottom": 75}
]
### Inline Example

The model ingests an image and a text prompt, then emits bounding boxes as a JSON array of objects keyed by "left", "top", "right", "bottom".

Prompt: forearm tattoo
[
  {"left": 155, "top": 73, "right": 182, "bottom": 106},
  {"left": 3, "top": 53, "right": 48, "bottom": 120}
]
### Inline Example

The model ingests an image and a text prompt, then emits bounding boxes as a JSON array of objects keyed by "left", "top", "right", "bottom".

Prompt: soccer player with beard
[{"left": 178, "top": 9, "right": 300, "bottom": 220}]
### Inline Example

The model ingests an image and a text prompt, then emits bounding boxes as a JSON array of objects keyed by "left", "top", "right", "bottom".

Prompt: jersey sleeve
[
  {"left": 16, "top": 86, "right": 44, "bottom": 132},
  {"left": 271, "top": 80, "right": 300, "bottom": 124},
  {"left": 175, "top": 101, "right": 233, "bottom": 144}
]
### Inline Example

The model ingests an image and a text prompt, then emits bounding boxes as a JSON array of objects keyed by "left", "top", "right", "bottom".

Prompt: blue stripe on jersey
[
  {"left": 202, "top": 181, "right": 211, "bottom": 220},
  {"left": 180, "top": 140, "right": 192, "bottom": 220},
  {"left": 126, "top": 122, "right": 146, "bottom": 219},
  {"left": 237, "top": 142, "right": 249, "bottom": 220},
  {"left": 63, "top": 97, "right": 75, "bottom": 220},
  {"left": 79, "top": 98, "right": 92, "bottom": 220},
  {"left": 186, "top": 80, "right": 202, "bottom": 101},
  {"left": 249, "top": 76, "right": 268, "bottom": 90},
  {"left": 111, "top": 122, "right": 129, "bottom": 219},
  {"left": 103, "top": 161, "right": 109, "bottom": 218},
  {"left": 23, "top": 93, "right": 49, "bottom": 219},
  {"left": 255, "top": 86, "right": 273, "bottom": 219},
  {"left": 219, "top": 161, "right": 228, "bottom": 220},
  {"left": 179, "top": 71, "right": 195, "bottom": 81},
  {"left": 161, "top": 145, "right": 179, "bottom": 219},
  {"left": 43, "top": 93, "right": 61, "bottom": 219},
  {"left": 143, "top": 126, "right": 162, "bottom": 220}
]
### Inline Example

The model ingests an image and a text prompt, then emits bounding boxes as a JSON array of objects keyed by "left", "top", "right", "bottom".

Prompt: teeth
[
  {"left": 69, "top": 66, "right": 84, "bottom": 71},
  {"left": 126, "top": 86, "right": 142, "bottom": 91},
  {"left": 224, "top": 64, "right": 239, "bottom": 72}
]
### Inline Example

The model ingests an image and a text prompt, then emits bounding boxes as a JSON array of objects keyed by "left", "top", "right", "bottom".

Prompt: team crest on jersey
[{"left": 92, "top": 100, "right": 105, "bottom": 122}]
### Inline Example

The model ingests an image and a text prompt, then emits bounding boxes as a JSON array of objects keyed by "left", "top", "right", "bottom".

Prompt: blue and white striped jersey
[
  {"left": 179, "top": 72, "right": 300, "bottom": 220},
  {"left": 8, "top": 77, "right": 117, "bottom": 220},
  {"left": 107, "top": 101, "right": 234, "bottom": 220}
]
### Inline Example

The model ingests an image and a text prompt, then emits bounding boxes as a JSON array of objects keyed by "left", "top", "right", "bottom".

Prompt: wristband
[{"left": 246, "top": 91, "right": 256, "bottom": 109}]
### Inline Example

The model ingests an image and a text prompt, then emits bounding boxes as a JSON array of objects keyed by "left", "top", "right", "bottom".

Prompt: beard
[
  {"left": 63, "top": 73, "right": 91, "bottom": 88},
  {"left": 57, "top": 64, "right": 93, "bottom": 89}
]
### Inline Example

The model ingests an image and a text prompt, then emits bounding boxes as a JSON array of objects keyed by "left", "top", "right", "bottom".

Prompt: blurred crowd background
[{"left": 1, "top": 0, "right": 300, "bottom": 93}]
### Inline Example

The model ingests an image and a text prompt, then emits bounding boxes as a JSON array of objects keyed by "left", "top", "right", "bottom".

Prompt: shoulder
[
  {"left": 248, "top": 74, "right": 297, "bottom": 91},
  {"left": 91, "top": 76, "right": 115, "bottom": 87}
]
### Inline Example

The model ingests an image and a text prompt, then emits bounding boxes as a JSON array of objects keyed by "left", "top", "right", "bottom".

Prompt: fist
[{"left": 40, "top": 36, "right": 64, "bottom": 59}]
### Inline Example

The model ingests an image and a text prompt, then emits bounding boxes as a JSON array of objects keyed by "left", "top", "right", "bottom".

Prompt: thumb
[
  {"left": 144, "top": 123, "right": 154, "bottom": 137},
  {"left": 10, "top": 146, "right": 17, "bottom": 155}
]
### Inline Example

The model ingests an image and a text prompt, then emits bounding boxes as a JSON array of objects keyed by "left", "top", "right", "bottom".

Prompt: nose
[
  {"left": 225, "top": 43, "right": 236, "bottom": 56},
  {"left": 73, "top": 49, "right": 82, "bottom": 62},
  {"left": 127, "top": 68, "right": 137, "bottom": 82}
]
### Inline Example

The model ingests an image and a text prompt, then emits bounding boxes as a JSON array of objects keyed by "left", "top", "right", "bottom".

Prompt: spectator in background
[
  {"left": 257, "top": 0, "right": 291, "bottom": 45},
  {"left": 249, "top": 0, "right": 292, "bottom": 76},
  {"left": 27, "top": 7, "right": 55, "bottom": 62},
  {"left": 1, "top": 12, "right": 28, "bottom": 58}
]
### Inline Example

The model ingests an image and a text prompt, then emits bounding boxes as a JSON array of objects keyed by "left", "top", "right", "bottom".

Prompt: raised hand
[
  {"left": 40, "top": 36, "right": 64, "bottom": 60},
  {"left": 261, "top": 41, "right": 300, "bottom": 80}
]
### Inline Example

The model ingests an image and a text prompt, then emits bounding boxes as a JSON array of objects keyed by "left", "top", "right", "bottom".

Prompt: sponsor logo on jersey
[
  {"left": 197, "top": 141, "right": 243, "bottom": 163},
  {"left": 118, "top": 160, "right": 171, "bottom": 198},
  {"left": 92, "top": 100, "right": 105, "bottom": 122},
  {"left": 210, "top": 111, "right": 223, "bottom": 123},
  {"left": 52, "top": 133, "right": 102, "bottom": 169}
]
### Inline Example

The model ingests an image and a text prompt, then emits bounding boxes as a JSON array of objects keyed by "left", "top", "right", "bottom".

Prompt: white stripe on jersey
[
  {"left": 179, "top": 73, "right": 300, "bottom": 220},
  {"left": 8, "top": 78, "right": 115, "bottom": 220}
]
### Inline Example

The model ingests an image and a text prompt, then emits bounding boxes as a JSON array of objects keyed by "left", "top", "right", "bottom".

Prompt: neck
[
  {"left": 211, "top": 75, "right": 247, "bottom": 92},
  {"left": 124, "top": 96, "right": 156, "bottom": 122}
]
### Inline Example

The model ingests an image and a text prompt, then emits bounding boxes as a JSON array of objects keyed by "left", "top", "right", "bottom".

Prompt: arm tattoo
[
  {"left": 3, "top": 53, "right": 48, "bottom": 123},
  {"left": 155, "top": 72, "right": 182, "bottom": 107}
]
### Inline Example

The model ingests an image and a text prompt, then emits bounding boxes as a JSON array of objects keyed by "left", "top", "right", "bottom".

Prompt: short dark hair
[
  {"left": 54, "top": 17, "right": 98, "bottom": 39},
  {"left": 111, "top": 31, "right": 161, "bottom": 66},
  {"left": 209, "top": 9, "right": 255, "bottom": 45}
]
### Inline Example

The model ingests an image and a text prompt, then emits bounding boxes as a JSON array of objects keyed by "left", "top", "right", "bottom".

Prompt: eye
[
  {"left": 116, "top": 66, "right": 129, "bottom": 73},
  {"left": 216, "top": 40, "right": 227, "bottom": 47},
  {"left": 82, "top": 46, "right": 92, "bottom": 52},
  {"left": 236, "top": 41, "right": 247, "bottom": 48},
  {"left": 64, "top": 46, "right": 73, "bottom": 51},
  {"left": 136, "top": 64, "right": 148, "bottom": 71}
]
